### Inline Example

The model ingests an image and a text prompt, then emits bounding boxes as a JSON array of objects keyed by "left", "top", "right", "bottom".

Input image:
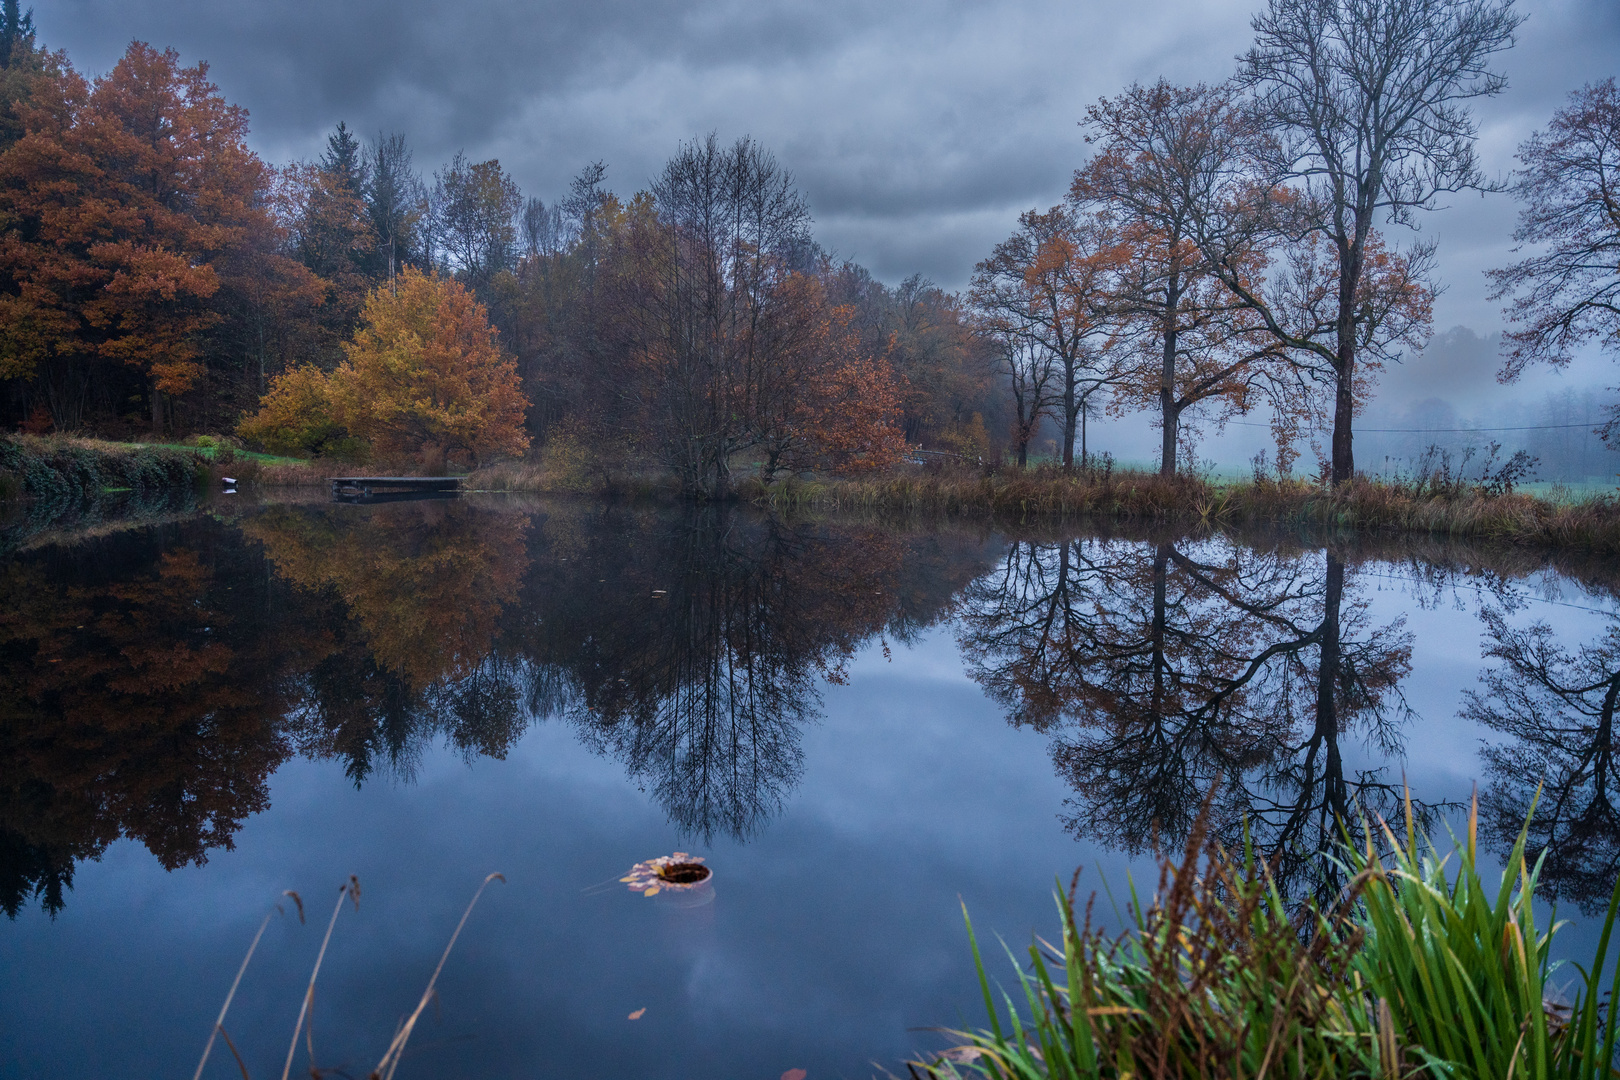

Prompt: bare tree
[
  {"left": 979, "top": 310, "right": 1060, "bottom": 467},
  {"left": 1229, "top": 0, "right": 1521, "bottom": 485},
  {"left": 647, "top": 134, "right": 813, "bottom": 495},
  {"left": 1077, "top": 81, "right": 1281, "bottom": 477},
  {"left": 1489, "top": 80, "right": 1620, "bottom": 446},
  {"left": 970, "top": 205, "right": 1120, "bottom": 468}
]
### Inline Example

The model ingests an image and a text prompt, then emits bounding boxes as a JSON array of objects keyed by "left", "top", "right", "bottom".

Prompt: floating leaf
[
  {"left": 643, "top": 886, "right": 660, "bottom": 896},
  {"left": 782, "top": 1069, "right": 808, "bottom": 1080},
  {"left": 627, "top": 1008, "right": 645, "bottom": 1020}
]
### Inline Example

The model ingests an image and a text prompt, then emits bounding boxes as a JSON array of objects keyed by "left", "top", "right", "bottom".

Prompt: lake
[{"left": 3, "top": 493, "right": 1618, "bottom": 1079}]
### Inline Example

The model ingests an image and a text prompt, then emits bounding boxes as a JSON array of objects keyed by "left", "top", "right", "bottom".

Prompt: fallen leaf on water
[
  {"left": 643, "top": 886, "right": 660, "bottom": 896},
  {"left": 782, "top": 1070, "right": 808, "bottom": 1080},
  {"left": 627, "top": 1008, "right": 645, "bottom": 1020}
]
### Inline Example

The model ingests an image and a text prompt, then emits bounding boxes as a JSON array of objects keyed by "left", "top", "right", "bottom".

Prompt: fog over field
[{"left": 46, "top": 0, "right": 1620, "bottom": 477}]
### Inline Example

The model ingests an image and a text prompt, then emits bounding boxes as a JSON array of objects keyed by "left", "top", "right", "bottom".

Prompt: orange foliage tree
[
  {"left": 753, "top": 274, "right": 908, "bottom": 477},
  {"left": 0, "top": 42, "right": 287, "bottom": 432},
  {"left": 241, "top": 267, "right": 530, "bottom": 463},
  {"left": 972, "top": 205, "right": 1124, "bottom": 468},
  {"left": 328, "top": 268, "right": 529, "bottom": 464}
]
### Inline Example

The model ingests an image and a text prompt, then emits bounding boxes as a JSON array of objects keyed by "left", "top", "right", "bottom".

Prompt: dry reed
[{"left": 192, "top": 872, "right": 503, "bottom": 1080}]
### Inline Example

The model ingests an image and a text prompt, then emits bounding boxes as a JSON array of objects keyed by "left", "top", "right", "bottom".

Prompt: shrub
[{"left": 237, "top": 364, "right": 355, "bottom": 458}]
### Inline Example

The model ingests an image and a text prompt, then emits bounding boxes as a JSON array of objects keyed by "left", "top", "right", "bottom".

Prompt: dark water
[{"left": 2, "top": 495, "right": 1618, "bottom": 1079}]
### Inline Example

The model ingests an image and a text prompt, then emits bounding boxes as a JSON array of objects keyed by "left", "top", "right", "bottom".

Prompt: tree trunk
[
  {"left": 150, "top": 380, "right": 164, "bottom": 437},
  {"left": 1159, "top": 279, "right": 1181, "bottom": 477},
  {"left": 1332, "top": 236, "right": 1362, "bottom": 486},
  {"left": 1313, "top": 552, "right": 1345, "bottom": 817},
  {"left": 1061, "top": 363, "right": 1077, "bottom": 470},
  {"left": 1331, "top": 358, "right": 1355, "bottom": 485}
]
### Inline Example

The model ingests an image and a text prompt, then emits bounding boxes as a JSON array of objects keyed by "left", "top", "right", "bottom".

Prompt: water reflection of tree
[
  {"left": 241, "top": 499, "right": 536, "bottom": 783},
  {"left": 1, "top": 498, "right": 996, "bottom": 914},
  {"left": 0, "top": 531, "right": 303, "bottom": 915},
  {"left": 1470, "top": 607, "right": 1620, "bottom": 914},
  {"left": 514, "top": 505, "right": 915, "bottom": 842},
  {"left": 958, "top": 535, "right": 1421, "bottom": 906}
]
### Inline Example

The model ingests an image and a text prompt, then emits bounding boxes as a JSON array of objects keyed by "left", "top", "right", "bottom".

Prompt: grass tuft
[{"left": 915, "top": 791, "right": 1620, "bottom": 1080}]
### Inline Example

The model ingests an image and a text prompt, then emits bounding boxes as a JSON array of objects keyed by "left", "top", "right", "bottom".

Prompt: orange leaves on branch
[{"left": 756, "top": 276, "right": 908, "bottom": 477}]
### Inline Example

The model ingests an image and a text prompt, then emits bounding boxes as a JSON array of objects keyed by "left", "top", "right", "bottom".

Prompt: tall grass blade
[
  {"left": 371, "top": 872, "right": 505, "bottom": 1080},
  {"left": 281, "top": 876, "right": 358, "bottom": 1080}
]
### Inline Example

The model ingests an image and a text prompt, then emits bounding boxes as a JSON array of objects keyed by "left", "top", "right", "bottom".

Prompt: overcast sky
[{"left": 44, "top": 0, "right": 1620, "bottom": 420}]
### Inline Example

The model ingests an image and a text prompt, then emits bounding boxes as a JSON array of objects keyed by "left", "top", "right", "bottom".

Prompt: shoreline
[{"left": 9, "top": 438, "right": 1617, "bottom": 559}]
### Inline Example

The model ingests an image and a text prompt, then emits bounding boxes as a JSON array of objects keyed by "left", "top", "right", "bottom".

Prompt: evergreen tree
[
  {"left": 0, "top": 0, "right": 34, "bottom": 70},
  {"left": 320, "top": 120, "right": 366, "bottom": 195}
]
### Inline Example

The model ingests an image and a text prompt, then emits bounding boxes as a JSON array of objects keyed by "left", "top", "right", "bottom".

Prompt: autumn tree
[
  {"left": 971, "top": 205, "right": 1121, "bottom": 468},
  {"left": 234, "top": 363, "right": 352, "bottom": 458},
  {"left": 0, "top": 42, "right": 278, "bottom": 433},
  {"left": 1232, "top": 0, "right": 1521, "bottom": 484},
  {"left": 326, "top": 268, "right": 528, "bottom": 464},
  {"left": 822, "top": 263, "right": 1000, "bottom": 456},
  {"left": 640, "top": 133, "right": 814, "bottom": 495},
  {"left": 750, "top": 275, "right": 907, "bottom": 477},
  {"left": 1077, "top": 81, "right": 1285, "bottom": 476},
  {"left": 1489, "top": 80, "right": 1620, "bottom": 445}
]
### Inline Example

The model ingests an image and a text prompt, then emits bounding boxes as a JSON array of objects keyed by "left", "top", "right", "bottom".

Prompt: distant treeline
[
  {"left": 0, "top": 0, "right": 1615, "bottom": 493},
  {"left": 0, "top": 16, "right": 1003, "bottom": 494}
]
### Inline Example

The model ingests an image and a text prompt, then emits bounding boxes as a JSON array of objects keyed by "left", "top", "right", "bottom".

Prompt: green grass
[
  {"left": 917, "top": 796, "right": 1620, "bottom": 1080},
  {"left": 125, "top": 440, "right": 307, "bottom": 466}
]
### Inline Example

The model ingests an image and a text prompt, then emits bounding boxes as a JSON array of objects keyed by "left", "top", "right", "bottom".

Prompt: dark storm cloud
[{"left": 43, "top": 0, "right": 1620, "bottom": 328}]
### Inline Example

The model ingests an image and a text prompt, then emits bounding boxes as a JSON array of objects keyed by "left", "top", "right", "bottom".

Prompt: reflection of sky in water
[
  {"left": 4, "top": 504, "right": 1620, "bottom": 1078},
  {"left": 3, "top": 627, "right": 1149, "bottom": 1080}
]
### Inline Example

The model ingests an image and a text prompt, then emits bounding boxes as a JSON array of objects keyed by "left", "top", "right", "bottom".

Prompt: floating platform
[{"left": 329, "top": 476, "right": 462, "bottom": 498}]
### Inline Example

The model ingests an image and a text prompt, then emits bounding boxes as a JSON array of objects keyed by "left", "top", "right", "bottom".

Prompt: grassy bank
[
  {"left": 0, "top": 433, "right": 210, "bottom": 502},
  {"left": 737, "top": 467, "right": 1620, "bottom": 556},
  {"left": 919, "top": 799, "right": 1620, "bottom": 1080}
]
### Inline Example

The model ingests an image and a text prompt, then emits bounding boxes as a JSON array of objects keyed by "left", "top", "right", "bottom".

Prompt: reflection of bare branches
[
  {"left": 530, "top": 506, "right": 912, "bottom": 842},
  {"left": 958, "top": 537, "right": 1425, "bottom": 908},
  {"left": 1471, "top": 608, "right": 1620, "bottom": 914}
]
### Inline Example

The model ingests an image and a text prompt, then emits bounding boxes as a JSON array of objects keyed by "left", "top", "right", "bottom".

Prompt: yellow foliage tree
[
  {"left": 326, "top": 268, "right": 529, "bottom": 464},
  {"left": 235, "top": 363, "right": 350, "bottom": 458}
]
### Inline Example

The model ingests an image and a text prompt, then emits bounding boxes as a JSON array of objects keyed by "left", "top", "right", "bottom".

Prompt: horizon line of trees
[{"left": 0, "top": 0, "right": 1616, "bottom": 491}]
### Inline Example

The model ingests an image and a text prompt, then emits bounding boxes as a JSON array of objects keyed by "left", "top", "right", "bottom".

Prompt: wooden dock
[{"left": 329, "top": 476, "right": 462, "bottom": 497}]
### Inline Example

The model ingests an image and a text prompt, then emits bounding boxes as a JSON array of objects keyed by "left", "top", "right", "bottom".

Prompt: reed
[
  {"left": 192, "top": 872, "right": 503, "bottom": 1080},
  {"left": 915, "top": 795, "right": 1620, "bottom": 1080}
]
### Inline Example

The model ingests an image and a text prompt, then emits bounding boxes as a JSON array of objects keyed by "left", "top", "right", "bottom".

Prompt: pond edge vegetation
[
  {"left": 6, "top": 433, "right": 1619, "bottom": 558},
  {"left": 916, "top": 794, "right": 1620, "bottom": 1080}
]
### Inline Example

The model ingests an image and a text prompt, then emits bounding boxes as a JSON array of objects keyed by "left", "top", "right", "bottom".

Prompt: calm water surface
[{"left": 2, "top": 494, "right": 1618, "bottom": 1079}]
